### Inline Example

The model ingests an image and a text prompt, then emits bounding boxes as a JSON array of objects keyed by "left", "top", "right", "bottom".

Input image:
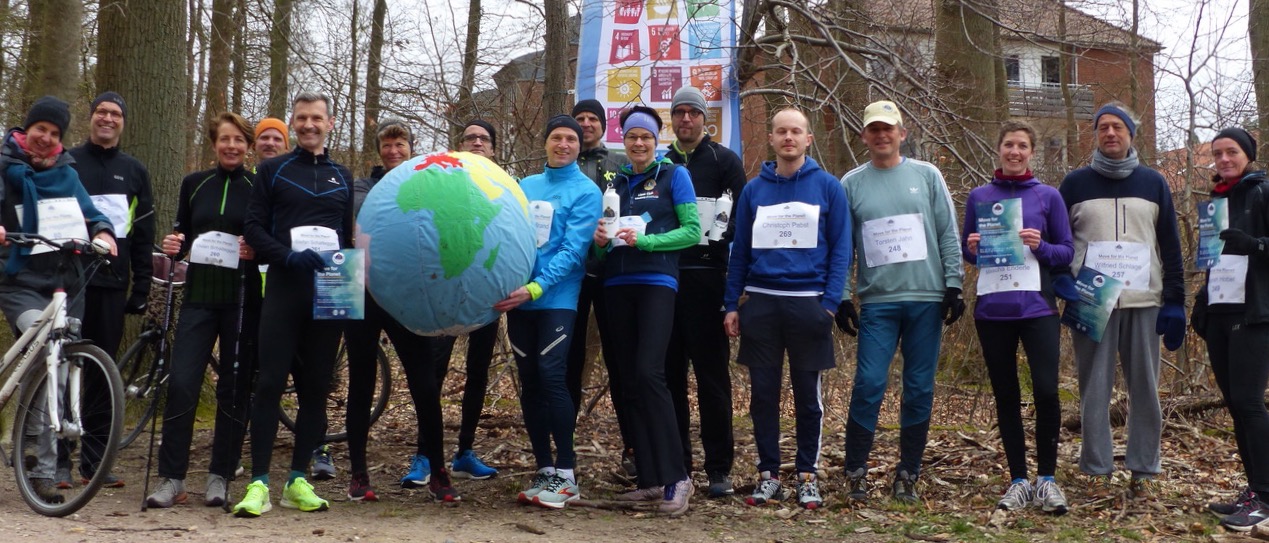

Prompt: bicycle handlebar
[{"left": 4, "top": 232, "right": 112, "bottom": 258}]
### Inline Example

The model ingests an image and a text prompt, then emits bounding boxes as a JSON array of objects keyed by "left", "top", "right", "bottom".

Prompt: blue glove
[
  {"left": 286, "top": 249, "right": 326, "bottom": 272},
  {"left": 1155, "top": 302, "right": 1186, "bottom": 352},
  {"left": 1053, "top": 274, "right": 1080, "bottom": 302}
]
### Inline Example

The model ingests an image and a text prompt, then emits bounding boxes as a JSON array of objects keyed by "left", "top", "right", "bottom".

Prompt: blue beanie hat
[{"left": 1093, "top": 104, "right": 1136, "bottom": 138}]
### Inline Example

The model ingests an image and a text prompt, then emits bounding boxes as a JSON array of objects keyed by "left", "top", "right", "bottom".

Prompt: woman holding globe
[{"left": 592, "top": 105, "right": 701, "bottom": 517}]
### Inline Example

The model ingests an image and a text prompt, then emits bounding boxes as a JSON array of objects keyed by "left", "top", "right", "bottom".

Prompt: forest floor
[{"left": 0, "top": 333, "right": 1262, "bottom": 543}]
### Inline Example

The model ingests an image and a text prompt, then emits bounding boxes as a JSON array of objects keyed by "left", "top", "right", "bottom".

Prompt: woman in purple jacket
[{"left": 963, "top": 121, "right": 1074, "bottom": 515}]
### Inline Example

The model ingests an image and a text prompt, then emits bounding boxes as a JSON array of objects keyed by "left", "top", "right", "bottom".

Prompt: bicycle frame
[{"left": 0, "top": 289, "right": 80, "bottom": 439}]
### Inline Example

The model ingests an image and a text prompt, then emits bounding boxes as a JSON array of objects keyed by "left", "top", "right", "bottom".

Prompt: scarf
[
  {"left": 1090, "top": 147, "right": 1139, "bottom": 180},
  {"left": 2, "top": 145, "right": 96, "bottom": 275},
  {"left": 13, "top": 131, "right": 63, "bottom": 169}
]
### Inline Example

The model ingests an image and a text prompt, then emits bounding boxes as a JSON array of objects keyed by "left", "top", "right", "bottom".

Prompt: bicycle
[{"left": 0, "top": 233, "right": 125, "bottom": 517}]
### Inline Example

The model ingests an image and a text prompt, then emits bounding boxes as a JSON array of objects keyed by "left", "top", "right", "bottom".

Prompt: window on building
[
  {"left": 1041, "top": 56, "right": 1062, "bottom": 86},
  {"left": 1005, "top": 55, "right": 1021, "bottom": 84}
]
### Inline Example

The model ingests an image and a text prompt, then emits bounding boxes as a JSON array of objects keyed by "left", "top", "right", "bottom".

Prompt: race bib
[
  {"left": 1084, "top": 241, "right": 1151, "bottom": 291},
  {"left": 291, "top": 225, "right": 340, "bottom": 252},
  {"left": 861, "top": 213, "right": 928, "bottom": 268},
  {"left": 976, "top": 249, "right": 1041, "bottom": 295},
  {"left": 16, "top": 198, "right": 89, "bottom": 255},
  {"left": 752, "top": 202, "right": 819, "bottom": 249},
  {"left": 1207, "top": 255, "right": 1248, "bottom": 304},
  {"left": 90, "top": 193, "right": 130, "bottom": 238},
  {"left": 189, "top": 231, "right": 240, "bottom": 269},
  {"left": 530, "top": 200, "right": 554, "bottom": 248},
  {"left": 611, "top": 215, "right": 648, "bottom": 248}
]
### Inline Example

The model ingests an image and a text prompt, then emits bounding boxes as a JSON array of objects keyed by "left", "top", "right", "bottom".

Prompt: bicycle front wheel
[
  {"left": 12, "top": 343, "right": 126, "bottom": 517},
  {"left": 116, "top": 333, "right": 162, "bottom": 448}
]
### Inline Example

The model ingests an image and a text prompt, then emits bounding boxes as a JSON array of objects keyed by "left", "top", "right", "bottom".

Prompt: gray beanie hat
[{"left": 670, "top": 86, "right": 707, "bottom": 119}]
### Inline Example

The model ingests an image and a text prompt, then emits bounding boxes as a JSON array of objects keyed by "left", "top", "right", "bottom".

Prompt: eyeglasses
[
  {"left": 671, "top": 109, "right": 703, "bottom": 120},
  {"left": 93, "top": 109, "right": 123, "bottom": 120},
  {"left": 624, "top": 133, "right": 657, "bottom": 143},
  {"left": 462, "top": 134, "right": 491, "bottom": 143}
]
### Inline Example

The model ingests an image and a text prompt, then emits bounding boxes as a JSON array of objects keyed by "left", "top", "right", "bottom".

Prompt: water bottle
[
  {"left": 602, "top": 183, "right": 619, "bottom": 239},
  {"left": 708, "top": 190, "right": 732, "bottom": 242}
]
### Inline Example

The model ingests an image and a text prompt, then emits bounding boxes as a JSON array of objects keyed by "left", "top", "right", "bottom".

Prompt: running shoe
[
  {"left": 997, "top": 479, "right": 1033, "bottom": 511},
  {"left": 429, "top": 467, "right": 461, "bottom": 502},
  {"left": 746, "top": 472, "right": 785, "bottom": 506},
  {"left": 451, "top": 449, "right": 497, "bottom": 480},
  {"left": 1222, "top": 493, "right": 1269, "bottom": 533},
  {"left": 1085, "top": 475, "right": 1115, "bottom": 499},
  {"left": 1127, "top": 477, "right": 1158, "bottom": 501},
  {"left": 796, "top": 473, "right": 823, "bottom": 510},
  {"left": 614, "top": 486, "right": 664, "bottom": 502},
  {"left": 660, "top": 478, "right": 693, "bottom": 517},
  {"left": 518, "top": 470, "right": 554, "bottom": 503},
  {"left": 54, "top": 466, "right": 73, "bottom": 490},
  {"left": 348, "top": 472, "right": 378, "bottom": 502},
  {"left": 146, "top": 477, "right": 188, "bottom": 508},
  {"left": 232, "top": 480, "right": 272, "bottom": 517},
  {"left": 1033, "top": 478, "right": 1068, "bottom": 515},
  {"left": 400, "top": 454, "right": 431, "bottom": 488},
  {"left": 892, "top": 470, "right": 919, "bottom": 504},
  {"left": 281, "top": 477, "right": 329, "bottom": 512},
  {"left": 31, "top": 477, "right": 65, "bottom": 504},
  {"left": 1210, "top": 487, "right": 1254, "bottom": 517},
  {"left": 533, "top": 474, "right": 580, "bottom": 509},
  {"left": 846, "top": 467, "right": 869, "bottom": 502},
  {"left": 310, "top": 445, "right": 336, "bottom": 481},
  {"left": 205, "top": 474, "right": 228, "bottom": 507},
  {"left": 707, "top": 472, "right": 734, "bottom": 498}
]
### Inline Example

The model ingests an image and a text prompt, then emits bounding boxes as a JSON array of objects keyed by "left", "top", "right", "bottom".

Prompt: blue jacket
[
  {"left": 602, "top": 158, "right": 700, "bottom": 290},
  {"left": 962, "top": 173, "right": 1074, "bottom": 321},
  {"left": 725, "top": 157, "right": 852, "bottom": 313},
  {"left": 520, "top": 162, "right": 602, "bottom": 311}
]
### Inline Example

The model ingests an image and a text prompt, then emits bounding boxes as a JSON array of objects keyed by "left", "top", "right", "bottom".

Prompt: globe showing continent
[{"left": 356, "top": 151, "right": 535, "bottom": 335}]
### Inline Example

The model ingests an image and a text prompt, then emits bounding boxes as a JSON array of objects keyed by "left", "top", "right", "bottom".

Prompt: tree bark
[
  {"left": 542, "top": 0, "right": 569, "bottom": 121},
  {"left": 205, "top": 0, "right": 233, "bottom": 164},
  {"left": 231, "top": 0, "right": 246, "bottom": 113},
  {"left": 346, "top": 0, "right": 361, "bottom": 170},
  {"left": 1252, "top": 0, "right": 1269, "bottom": 160},
  {"left": 362, "top": 0, "right": 387, "bottom": 156},
  {"left": 453, "top": 0, "right": 481, "bottom": 143},
  {"left": 268, "top": 0, "right": 293, "bottom": 119},
  {"left": 96, "top": 0, "right": 190, "bottom": 227},
  {"left": 934, "top": 0, "right": 999, "bottom": 183},
  {"left": 25, "top": 0, "right": 82, "bottom": 106}
]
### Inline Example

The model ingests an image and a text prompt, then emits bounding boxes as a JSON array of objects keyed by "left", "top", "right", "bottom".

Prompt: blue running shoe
[
  {"left": 451, "top": 449, "right": 497, "bottom": 480},
  {"left": 400, "top": 454, "right": 431, "bottom": 488}
]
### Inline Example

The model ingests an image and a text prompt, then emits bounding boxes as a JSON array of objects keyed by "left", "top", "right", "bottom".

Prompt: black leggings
[
  {"left": 975, "top": 314, "right": 1062, "bottom": 481},
  {"left": 249, "top": 267, "right": 341, "bottom": 478},
  {"left": 433, "top": 319, "right": 499, "bottom": 453},
  {"left": 346, "top": 296, "right": 446, "bottom": 475},
  {"left": 1205, "top": 313, "right": 1269, "bottom": 493}
]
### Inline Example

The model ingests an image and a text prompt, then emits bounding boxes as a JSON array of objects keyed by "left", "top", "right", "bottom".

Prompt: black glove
[
  {"left": 835, "top": 300, "right": 859, "bottom": 336},
  {"left": 124, "top": 292, "right": 148, "bottom": 315},
  {"left": 285, "top": 249, "right": 326, "bottom": 272},
  {"left": 1190, "top": 302, "right": 1208, "bottom": 341},
  {"left": 941, "top": 287, "right": 966, "bottom": 326},
  {"left": 1219, "top": 228, "right": 1263, "bottom": 255},
  {"left": 1053, "top": 274, "right": 1080, "bottom": 302}
]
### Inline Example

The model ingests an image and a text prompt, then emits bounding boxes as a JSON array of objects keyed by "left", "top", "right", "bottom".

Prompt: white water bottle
[
  {"left": 708, "top": 190, "right": 732, "bottom": 242},
  {"left": 602, "top": 183, "right": 619, "bottom": 239}
]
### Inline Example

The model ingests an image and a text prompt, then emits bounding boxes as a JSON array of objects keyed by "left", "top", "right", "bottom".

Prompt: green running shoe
[
  {"left": 232, "top": 480, "right": 272, "bottom": 517},
  {"left": 281, "top": 477, "right": 330, "bottom": 512}
]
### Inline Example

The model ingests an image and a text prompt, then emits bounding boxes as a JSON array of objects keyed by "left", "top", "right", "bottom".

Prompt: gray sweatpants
[{"left": 1073, "top": 306, "right": 1162, "bottom": 478}]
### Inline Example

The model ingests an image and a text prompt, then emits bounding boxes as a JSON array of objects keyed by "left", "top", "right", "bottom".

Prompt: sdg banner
[{"left": 575, "top": 0, "right": 741, "bottom": 152}]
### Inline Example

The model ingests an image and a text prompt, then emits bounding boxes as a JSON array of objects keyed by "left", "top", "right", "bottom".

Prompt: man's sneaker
[
  {"left": 1209, "top": 488, "right": 1254, "bottom": 517},
  {"left": 614, "top": 486, "right": 664, "bottom": 502},
  {"left": 205, "top": 474, "right": 228, "bottom": 507},
  {"left": 80, "top": 470, "right": 125, "bottom": 488},
  {"left": 621, "top": 448, "right": 638, "bottom": 481},
  {"left": 533, "top": 474, "right": 580, "bottom": 509},
  {"left": 310, "top": 445, "right": 336, "bottom": 481},
  {"left": 145, "top": 477, "right": 188, "bottom": 508},
  {"left": 746, "top": 472, "right": 786, "bottom": 506},
  {"left": 846, "top": 467, "right": 869, "bottom": 502},
  {"left": 400, "top": 454, "right": 431, "bottom": 488},
  {"left": 54, "top": 467, "right": 73, "bottom": 489},
  {"left": 31, "top": 478, "right": 65, "bottom": 504},
  {"left": 1085, "top": 475, "right": 1115, "bottom": 499},
  {"left": 707, "top": 472, "right": 734, "bottom": 498},
  {"left": 1033, "top": 478, "right": 1068, "bottom": 515},
  {"left": 281, "top": 477, "right": 330, "bottom": 512},
  {"left": 1221, "top": 493, "right": 1269, "bottom": 532},
  {"left": 1127, "top": 477, "right": 1158, "bottom": 501},
  {"left": 451, "top": 449, "right": 497, "bottom": 480},
  {"left": 997, "top": 479, "right": 1033, "bottom": 511},
  {"left": 347, "top": 472, "right": 378, "bottom": 502},
  {"left": 796, "top": 473, "right": 823, "bottom": 510},
  {"left": 659, "top": 477, "right": 693, "bottom": 517},
  {"left": 232, "top": 480, "right": 272, "bottom": 517},
  {"left": 428, "top": 467, "right": 461, "bottom": 503},
  {"left": 892, "top": 470, "right": 919, "bottom": 504},
  {"left": 518, "top": 470, "right": 554, "bottom": 503}
]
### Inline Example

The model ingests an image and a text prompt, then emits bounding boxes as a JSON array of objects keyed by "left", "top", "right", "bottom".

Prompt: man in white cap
[{"left": 838, "top": 100, "right": 964, "bottom": 504}]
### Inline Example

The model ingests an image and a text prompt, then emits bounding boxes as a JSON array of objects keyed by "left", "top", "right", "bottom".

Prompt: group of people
[{"left": 1, "top": 89, "right": 1266, "bottom": 532}]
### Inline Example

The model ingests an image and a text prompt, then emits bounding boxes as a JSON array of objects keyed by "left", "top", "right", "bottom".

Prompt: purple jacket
[{"left": 961, "top": 174, "right": 1074, "bottom": 321}]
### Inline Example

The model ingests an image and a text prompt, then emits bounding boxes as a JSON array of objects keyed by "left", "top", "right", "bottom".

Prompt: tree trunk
[
  {"left": 1252, "top": 0, "right": 1269, "bottom": 160},
  {"left": 190, "top": 0, "right": 206, "bottom": 169},
  {"left": 1059, "top": 2, "right": 1078, "bottom": 169},
  {"left": 346, "top": 0, "right": 361, "bottom": 171},
  {"left": 542, "top": 0, "right": 569, "bottom": 121},
  {"left": 231, "top": 0, "right": 246, "bottom": 113},
  {"left": 362, "top": 0, "right": 387, "bottom": 156},
  {"left": 454, "top": 0, "right": 481, "bottom": 142},
  {"left": 205, "top": 0, "right": 233, "bottom": 164},
  {"left": 96, "top": 0, "right": 190, "bottom": 228},
  {"left": 268, "top": 0, "right": 293, "bottom": 119},
  {"left": 25, "top": 0, "right": 82, "bottom": 106},
  {"left": 934, "top": 0, "right": 999, "bottom": 184}
]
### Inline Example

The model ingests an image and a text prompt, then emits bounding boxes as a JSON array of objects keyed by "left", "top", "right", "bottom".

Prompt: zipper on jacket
[{"left": 220, "top": 176, "right": 230, "bottom": 215}]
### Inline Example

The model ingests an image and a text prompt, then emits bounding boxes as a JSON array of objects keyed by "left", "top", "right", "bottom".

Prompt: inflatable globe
[{"left": 356, "top": 151, "right": 535, "bottom": 335}]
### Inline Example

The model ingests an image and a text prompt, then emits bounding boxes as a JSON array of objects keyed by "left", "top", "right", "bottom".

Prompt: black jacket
[
  {"left": 1196, "top": 170, "right": 1269, "bottom": 324},
  {"left": 173, "top": 165, "right": 261, "bottom": 307},
  {"left": 665, "top": 133, "right": 747, "bottom": 269},
  {"left": 70, "top": 141, "right": 154, "bottom": 298},
  {"left": 244, "top": 146, "right": 355, "bottom": 266},
  {"left": 577, "top": 145, "right": 626, "bottom": 190}
]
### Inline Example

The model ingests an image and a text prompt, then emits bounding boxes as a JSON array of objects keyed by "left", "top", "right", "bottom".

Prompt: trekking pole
[
  {"left": 222, "top": 257, "right": 248, "bottom": 513},
  {"left": 141, "top": 237, "right": 180, "bottom": 512}
]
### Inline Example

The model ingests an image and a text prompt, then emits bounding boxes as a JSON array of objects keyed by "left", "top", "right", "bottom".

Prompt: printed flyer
[
  {"left": 1197, "top": 198, "right": 1228, "bottom": 270},
  {"left": 1060, "top": 267, "right": 1126, "bottom": 342},
  {"left": 975, "top": 198, "right": 1025, "bottom": 267},
  {"left": 313, "top": 249, "right": 365, "bottom": 320}
]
